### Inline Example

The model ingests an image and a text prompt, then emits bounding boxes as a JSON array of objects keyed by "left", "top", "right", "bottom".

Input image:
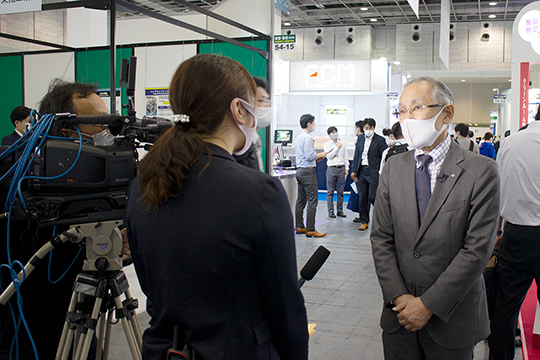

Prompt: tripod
[
  {"left": 55, "top": 221, "right": 143, "bottom": 360},
  {"left": 0, "top": 220, "right": 143, "bottom": 360},
  {"left": 56, "top": 270, "right": 143, "bottom": 360}
]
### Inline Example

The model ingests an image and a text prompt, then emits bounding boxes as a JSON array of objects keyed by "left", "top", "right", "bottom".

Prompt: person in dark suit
[
  {"left": 371, "top": 77, "right": 499, "bottom": 359},
  {"left": 126, "top": 54, "right": 308, "bottom": 360},
  {"left": 350, "top": 118, "right": 387, "bottom": 230},
  {"left": 2, "top": 106, "right": 31, "bottom": 146}
]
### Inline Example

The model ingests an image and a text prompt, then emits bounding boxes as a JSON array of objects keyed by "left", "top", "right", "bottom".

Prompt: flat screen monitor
[{"left": 274, "top": 129, "right": 293, "bottom": 145}]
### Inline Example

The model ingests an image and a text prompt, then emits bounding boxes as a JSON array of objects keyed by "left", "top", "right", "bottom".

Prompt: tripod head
[{"left": 74, "top": 220, "right": 124, "bottom": 272}]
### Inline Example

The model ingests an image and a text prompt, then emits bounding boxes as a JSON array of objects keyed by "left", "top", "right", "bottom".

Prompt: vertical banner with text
[
  {"left": 520, "top": 62, "right": 530, "bottom": 129},
  {"left": 439, "top": 0, "right": 450, "bottom": 69}
]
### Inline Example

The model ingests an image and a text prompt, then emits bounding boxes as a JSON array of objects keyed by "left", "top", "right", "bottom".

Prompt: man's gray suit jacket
[{"left": 371, "top": 140, "right": 500, "bottom": 349}]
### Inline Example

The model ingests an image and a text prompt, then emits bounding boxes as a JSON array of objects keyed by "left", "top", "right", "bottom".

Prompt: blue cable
[
  {"left": 48, "top": 247, "right": 83, "bottom": 284},
  {"left": 2, "top": 111, "right": 86, "bottom": 360}
]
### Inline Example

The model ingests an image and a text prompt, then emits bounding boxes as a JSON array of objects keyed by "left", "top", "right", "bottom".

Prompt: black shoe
[
  {"left": 353, "top": 217, "right": 362, "bottom": 223},
  {"left": 337, "top": 211, "right": 347, "bottom": 218},
  {"left": 328, "top": 212, "right": 336, "bottom": 218}
]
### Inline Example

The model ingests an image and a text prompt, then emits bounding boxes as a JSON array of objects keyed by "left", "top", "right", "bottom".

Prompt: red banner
[{"left": 520, "top": 62, "right": 530, "bottom": 129}]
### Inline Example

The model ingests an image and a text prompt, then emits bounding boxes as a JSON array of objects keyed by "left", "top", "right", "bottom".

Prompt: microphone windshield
[{"left": 300, "top": 246, "right": 331, "bottom": 281}]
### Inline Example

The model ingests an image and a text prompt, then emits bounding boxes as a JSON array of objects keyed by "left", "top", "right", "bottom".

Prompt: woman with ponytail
[{"left": 126, "top": 54, "right": 308, "bottom": 360}]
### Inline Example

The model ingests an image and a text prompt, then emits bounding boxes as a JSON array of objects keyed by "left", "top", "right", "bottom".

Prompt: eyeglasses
[
  {"left": 392, "top": 104, "right": 446, "bottom": 118},
  {"left": 257, "top": 99, "right": 271, "bottom": 106}
]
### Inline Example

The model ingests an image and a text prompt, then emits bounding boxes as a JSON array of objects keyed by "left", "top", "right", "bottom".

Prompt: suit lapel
[
  {"left": 356, "top": 135, "right": 365, "bottom": 172},
  {"left": 416, "top": 142, "right": 464, "bottom": 242}
]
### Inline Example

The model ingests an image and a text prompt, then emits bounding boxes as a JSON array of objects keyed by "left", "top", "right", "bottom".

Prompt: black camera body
[{"left": 1, "top": 113, "right": 171, "bottom": 228}]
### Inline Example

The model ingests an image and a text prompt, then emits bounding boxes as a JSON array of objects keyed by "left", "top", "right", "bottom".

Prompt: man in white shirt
[
  {"left": 350, "top": 118, "right": 387, "bottom": 230},
  {"left": 489, "top": 119, "right": 540, "bottom": 360},
  {"left": 295, "top": 114, "right": 328, "bottom": 238},
  {"left": 324, "top": 126, "right": 349, "bottom": 218}
]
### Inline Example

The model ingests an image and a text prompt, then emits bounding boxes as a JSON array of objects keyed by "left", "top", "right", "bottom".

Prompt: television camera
[{"left": 0, "top": 56, "right": 170, "bottom": 360}]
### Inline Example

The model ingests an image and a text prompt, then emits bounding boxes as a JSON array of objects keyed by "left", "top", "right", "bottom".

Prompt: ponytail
[
  {"left": 139, "top": 125, "right": 206, "bottom": 206},
  {"left": 137, "top": 54, "right": 256, "bottom": 207}
]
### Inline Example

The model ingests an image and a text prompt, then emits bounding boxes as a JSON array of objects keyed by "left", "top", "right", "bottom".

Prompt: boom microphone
[
  {"left": 55, "top": 113, "right": 133, "bottom": 127},
  {"left": 299, "top": 246, "right": 331, "bottom": 287}
]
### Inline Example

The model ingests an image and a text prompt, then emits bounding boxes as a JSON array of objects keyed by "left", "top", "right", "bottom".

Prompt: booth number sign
[
  {"left": 274, "top": 35, "right": 296, "bottom": 51},
  {"left": 493, "top": 94, "right": 507, "bottom": 104}
]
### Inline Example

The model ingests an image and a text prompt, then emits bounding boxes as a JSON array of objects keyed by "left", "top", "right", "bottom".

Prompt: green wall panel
[
  {"left": 199, "top": 40, "right": 269, "bottom": 171},
  {"left": 76, "top": 48, "right": 133, "bottom": 115},
  {"left": 0, "top": 56, "right": 23, "bottom": 141}
]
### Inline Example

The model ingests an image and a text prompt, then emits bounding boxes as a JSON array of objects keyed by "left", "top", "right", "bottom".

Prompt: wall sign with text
[
  {"left": 0, "top": 0, "right": 41, "bottom": 14},
  {"left": 274, "top": 35, "right": 296, "bottom": 51}
]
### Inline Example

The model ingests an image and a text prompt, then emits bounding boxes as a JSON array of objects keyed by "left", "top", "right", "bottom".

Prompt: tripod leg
[
  {"left": 124, "top": 288, "right": 143, "bottom": 350},
  {"left": 74, "top": 295, "right": 103, "bottom": 360},
  {"left": 56, "top": 291, "right": 79, "bottom": 360},
  {"left": 102, "top": 309, "right": 115, "bottom": 360},
  {"left": 95, "top": 311, "right": 107, "bottom": 360},
  {"left": 113, "top": 295, "right": 142, "bottom": 360}
]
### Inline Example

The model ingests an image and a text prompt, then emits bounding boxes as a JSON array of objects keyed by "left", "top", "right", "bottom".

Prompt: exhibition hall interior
[{"left": 1, "top": 0, "right": 539, "bottom": 359}]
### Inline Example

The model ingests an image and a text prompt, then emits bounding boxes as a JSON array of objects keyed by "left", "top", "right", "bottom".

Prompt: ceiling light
[
  {"left": 393, "top": 61, "right": 401, "bottom": 65},
  {"left": 489, "top": 14, "right": 496, "bottom": 18},
  {"left": 492, "top": 88, "right": 498, "bottom": 91},
  {"left": 370, "top": 18, "right": 377, "bottom": 22},
  {"left": 461, "top": 79, "right": 466, "bottom": 82},
  {"left": 284, "top": 22, "right": 291, "bottom": 26},
  {"left": 489, "top": 2, "right": 497, "bottom": 5},
  {"left": 474, "top": 123, "right": 478, "bottom": 126},
  {"left": 508, "top": 79, "right": 511, "bottom": 82},
  {"left": 361, "top": 7, "right": 368, "bottom": 11},
  {"left": 378, "top": 57, "right": 387, "bottom": 61}
]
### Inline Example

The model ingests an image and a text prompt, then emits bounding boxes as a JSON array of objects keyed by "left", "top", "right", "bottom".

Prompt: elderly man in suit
[
  {"left": 370, "top": 77, "right": 500, "bottom": 359},
  {"left": 350, "top": 117, "right": 387, "bottom": 231}
]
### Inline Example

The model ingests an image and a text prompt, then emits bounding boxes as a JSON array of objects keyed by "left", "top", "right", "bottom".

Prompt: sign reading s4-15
[{"left": 274, "top": 35, "right": 296, "bottom": 51}]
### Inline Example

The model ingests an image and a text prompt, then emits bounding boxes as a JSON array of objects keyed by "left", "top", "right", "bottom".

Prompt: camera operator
[
  {"left": 126, "top": 54, "right": 309, "bottom": 360},
  {"left": 0, "top": 79, "right": 130, "bottom": 360}
]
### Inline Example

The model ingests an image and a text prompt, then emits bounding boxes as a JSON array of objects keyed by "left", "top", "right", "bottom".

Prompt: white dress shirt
[
  {"left": 295, "top": 129, "right": 317, "bottom": 168},
  {"left": 414, "top": 134, "right": 451, "bottom": 193},
  {"left": 324, "top": 139, "right": 349, "bottom": 171},
  {"left": 497, "top": 121, "right": 540, "bottom": 226},
  {"left": 361, "top": 135, "right": 373, "bottom": 166}
]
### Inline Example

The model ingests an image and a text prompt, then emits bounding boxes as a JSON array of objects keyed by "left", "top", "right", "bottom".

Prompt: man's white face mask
[
  {"left": 400, "top": 106, "right": 448, "bottom": 149},
  {"left": 257, "top": 107, "right": 272, "bottom": 128},
  {"left": 92, "top": 129, "right": 116, "bottom": 147}
]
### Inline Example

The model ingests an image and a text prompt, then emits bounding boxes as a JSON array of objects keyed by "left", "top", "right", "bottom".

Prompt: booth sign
[{"left": 274, "top": 35, "right": 296, "bottom": 52}]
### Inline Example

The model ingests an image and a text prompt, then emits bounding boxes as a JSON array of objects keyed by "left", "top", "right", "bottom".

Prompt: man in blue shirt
[
  {"left": 295, "top": 114, "right": 327, "bottom": 237},
  {"left": 479, "top": 132, "right": 496, "bottom": 159}
]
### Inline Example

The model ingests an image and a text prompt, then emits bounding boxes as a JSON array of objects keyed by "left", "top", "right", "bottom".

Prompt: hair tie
[{"left": 171, "top": 114, "right": 190, "bottom": 125}]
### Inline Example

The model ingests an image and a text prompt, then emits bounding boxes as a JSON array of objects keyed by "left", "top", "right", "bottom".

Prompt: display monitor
[{"left": 274, "top": 129, "right": 293, "bottom": 145}]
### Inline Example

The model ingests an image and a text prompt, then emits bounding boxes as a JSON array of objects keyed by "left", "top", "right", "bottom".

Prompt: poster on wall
[
  {"left": 145, "top": 88, "right": 172, "bottom": 118},
  {"left": 325, "top": 105, "right": 348, "bottom": 144},
  {"left": 96, "top": 89, "right": 121, "bottom": 114},
  {"left": 0, "top": 0, "right": 41, "bottom": 14}
]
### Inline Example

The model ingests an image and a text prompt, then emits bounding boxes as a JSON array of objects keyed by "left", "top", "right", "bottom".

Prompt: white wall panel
[
  {"left": 24, "top": 52, "right": 75, "bottom": 110},
  {"left": 134, "top": 44, "right": 197, "bottom": 118}
]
